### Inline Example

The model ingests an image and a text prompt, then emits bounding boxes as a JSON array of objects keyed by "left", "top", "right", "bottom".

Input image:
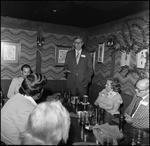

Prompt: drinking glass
[
  {"left": 136, "top": 128, "right": 143, "bottom": 145},
  {"left": 84, "top": 112, "right": 90, "bottom": 126},
  {"left": 87, "top": 104, "right": 94, "bottom": 124},
  {"left": 129, "top": 128, "right": 137, "bottom": 145},
  {"left": 81, "top": 112, "right": 85, "bottom": 125}
]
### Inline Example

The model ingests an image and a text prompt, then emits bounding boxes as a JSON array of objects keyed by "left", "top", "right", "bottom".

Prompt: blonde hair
[{"left": 20, "top": 101, "right": 70, "bottom": 145}]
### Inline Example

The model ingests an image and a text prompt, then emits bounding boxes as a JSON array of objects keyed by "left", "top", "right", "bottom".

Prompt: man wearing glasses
[
  {"left": 64, "top": 36, "right": 93, "bottom": 100},
  {"left": 124, "top": 78, "right": 149, "bottom": 130}
]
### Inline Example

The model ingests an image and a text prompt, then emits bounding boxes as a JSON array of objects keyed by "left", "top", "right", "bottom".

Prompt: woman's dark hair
[
  {"left": 19, "top": 73, "right": 47, "bottom": 97},
  {"left": 108, "top": 77, "right": 121, "bottom": 93}
]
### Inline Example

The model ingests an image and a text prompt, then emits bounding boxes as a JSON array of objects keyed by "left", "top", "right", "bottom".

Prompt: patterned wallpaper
[
  {"left": 41, "top": 33, "right": 75, "bottom": 80},
  {"left": 1, "top": 10, "right": 149, "bottom": 96},
  {"left": 87, "top": 34, "right": 112, "bottom": 86},
  {"left": 87, "top": 11, "right": 149, "bottom": 96},
  {"left": 1, "top": 27, "right": 76, "bottom": 80},
  {"left": 1, "top": 28, "right": 37, "bottom": 79}
]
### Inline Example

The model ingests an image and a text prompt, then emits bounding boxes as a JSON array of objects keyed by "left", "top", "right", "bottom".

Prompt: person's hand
[
  {"left": 124, "top": 113, "right": 133, "bottom": 124},
  {"left": 63, "top": 70, "right": 71, "bottom": 74}
]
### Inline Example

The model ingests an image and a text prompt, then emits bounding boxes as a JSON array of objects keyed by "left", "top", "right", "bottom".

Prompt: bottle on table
[
  {"left": 68, "top": 91, "right": 71, "bottom": 105},
  {"left": 136, "top": 129, "right": 143, "bottom": 145},
  {"left": 95, "top": 107, "right": 98, "bottom": 124},
  {"left": 98, "top": 108, "right": 105, "bottom": 125},
  {"left": 83, "top": 95, "right": 88, "bottom": 111},
  {"left": 119, "top": 114, "right": 125, "bottom": 132}
]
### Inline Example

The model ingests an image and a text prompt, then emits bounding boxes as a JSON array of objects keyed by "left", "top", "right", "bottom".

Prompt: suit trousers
[{"left": 71, "top": 76, "right": 88, "bottom": 100}]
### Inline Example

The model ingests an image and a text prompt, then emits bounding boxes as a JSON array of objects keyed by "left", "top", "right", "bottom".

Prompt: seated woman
[
  {"left": 94, "top": 77, "right": 123, "bottom": 115},
  {"left": 20, "top": 100, "right": 71, "bottom": 145}
]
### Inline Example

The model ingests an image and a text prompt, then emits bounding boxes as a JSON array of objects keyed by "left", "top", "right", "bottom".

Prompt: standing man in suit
[
  {"left": 64, "top": 36, "right": 93, "bottom": 100},
  {"left": 124, "top": 78, "right": 149, "bottom": 129}
]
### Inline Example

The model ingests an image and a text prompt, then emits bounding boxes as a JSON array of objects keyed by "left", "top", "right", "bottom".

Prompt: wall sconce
[
  {"left": 37, "top": 37, "right": 45, "bottom": 47},
  {"left": 107, "top": 35, "right": 116, "bottom": 48}
]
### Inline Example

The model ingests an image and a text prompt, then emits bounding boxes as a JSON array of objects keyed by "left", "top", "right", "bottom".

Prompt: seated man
[
  {"left": 7, "top": 64, "right": 33, "bottom": 99},
  {"left": 94, "top": 77, "right": 123, "bottom": 115},
  {"left": 124, "top": 78, "right": 149, "bottom": 129},
  {"left": 20, "top": 101, "right": 71, "bottom": 145},
  {"left": 1, "top": 73, "right": 47, "bottom": 145}
]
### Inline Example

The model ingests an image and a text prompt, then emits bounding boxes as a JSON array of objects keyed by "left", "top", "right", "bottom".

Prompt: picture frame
[
  {"left": 121, "top": 51, "right": 131, "bottom": 67},
  {"left": 55, "top": 45, "right": 72, "bottom": 66},
  {"left": 90, "top": 52, "right": 96, "bottom": 72},
  {"left": 1, "top": 41, "right": 21, "bottom": 64},
  {"left": 97, "top": 43, "right": 105, "bottom": 63},
  {"left": 136, "top": 49, "right": 147, "bottom": 68}
]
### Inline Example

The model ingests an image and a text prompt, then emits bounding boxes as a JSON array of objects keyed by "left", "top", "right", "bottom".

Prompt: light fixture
[
  {"left": 37, "top": 37, "right": 45, "bottom": 47},
  {"left": 53, "top": 9, "right": 57, "bottom": 13},
  {"left": 107, "top": 35, "right": 116, "bottom": 48}
]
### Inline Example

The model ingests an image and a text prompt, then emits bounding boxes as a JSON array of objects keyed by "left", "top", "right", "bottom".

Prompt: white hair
[{"left": 20, "top": 101, "right": 70, "bottom": 145}]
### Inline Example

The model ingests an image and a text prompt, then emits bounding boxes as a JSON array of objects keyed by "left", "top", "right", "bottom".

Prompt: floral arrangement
[{"left": 114, "top": 13, "right": 149, "bottom": 78}]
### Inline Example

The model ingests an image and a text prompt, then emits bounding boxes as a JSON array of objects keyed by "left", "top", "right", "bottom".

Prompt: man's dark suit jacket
[{"left": 64, "top": 49, "right": 93, "bottom": 90}]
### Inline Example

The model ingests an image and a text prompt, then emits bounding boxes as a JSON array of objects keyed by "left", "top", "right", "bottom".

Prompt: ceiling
[{"left": 1, "top": 1, "right": 149, "bottom": 28}]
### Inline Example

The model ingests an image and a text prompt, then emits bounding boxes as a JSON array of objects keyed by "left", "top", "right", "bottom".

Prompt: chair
[{"left": 1, "top": 141, "right": 6, "bottom": 145}]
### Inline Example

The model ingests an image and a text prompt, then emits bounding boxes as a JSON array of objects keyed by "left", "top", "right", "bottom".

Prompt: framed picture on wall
[
  {"left": 1, "top": 41, "right": 21, "bottom": 64},
  {"left": 136, "top": 49, "right": 147, "bottom": 68},
  {"left": 97, "top": 43, "right": 105, "bottom": 63},
  {"left": 90, "top": 52, "right": 96, "bottom": 72},
  {"left": 55, "top": 45, "right": 72, "bottom": 66}
]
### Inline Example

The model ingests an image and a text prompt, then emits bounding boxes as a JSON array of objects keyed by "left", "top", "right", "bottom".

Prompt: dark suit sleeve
[
  {"left": 124, "top": 95, "right": 136, "bottom": 116},
  {"left": 64, "top": 51, "right": 69, "bottom": 71}
]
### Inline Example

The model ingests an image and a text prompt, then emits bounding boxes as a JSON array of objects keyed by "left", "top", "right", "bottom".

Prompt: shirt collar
[
  {"left": 23, "top": 95, "right": 37, "bottom": 106},
  {"left": 108, "top": 91, "right": 116, "bottom": 96},
  {"left": 142, "top": 93, "right": 149, "bottom": 100},
  {"left": 76, "top": 49, "right": 82, "bottom": 53}
]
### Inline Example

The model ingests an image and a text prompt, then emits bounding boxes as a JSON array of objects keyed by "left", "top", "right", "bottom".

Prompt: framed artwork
[
  {"left": 90, "top": 52, "right": 96, "bottom": 72},
  {"left": 55, "top": 45, "right": 72, "bottom": 66},
  {"left": 97, "top": 43, "right": 105, "bottom": 63},
  {"left": 121, "top": 51, "right": 131, "bottom": 66},
  {"left": 136, "top": 49, "right": 147, "bottom": 68},
  {"left": 1, "top": 41, "right": 21, "bottom": 64}
]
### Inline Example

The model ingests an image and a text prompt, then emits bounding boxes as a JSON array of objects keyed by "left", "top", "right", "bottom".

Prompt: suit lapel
[{"left": 78, "top": 50, "right": 85, "bottom": 65}]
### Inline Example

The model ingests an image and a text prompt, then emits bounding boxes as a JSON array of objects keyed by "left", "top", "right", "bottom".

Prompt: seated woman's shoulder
[{"left": 115, "top": 92, "right": 123, "bottom": 103}]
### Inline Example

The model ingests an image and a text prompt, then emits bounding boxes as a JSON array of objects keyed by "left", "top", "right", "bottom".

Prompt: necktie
[
  {"left": 130, "top": 96, "right": 142, "bottom": 116},
  {"left": 76, "top": 51, "right": 80, "bottom": 64}
]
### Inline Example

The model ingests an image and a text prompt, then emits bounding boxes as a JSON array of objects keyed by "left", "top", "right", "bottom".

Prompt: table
[
  {"left": 64, "top": 102, "right": 149, "bottom": 145},
  {"left": 65, "top": 103, "right": 98, "bottom": 145}
]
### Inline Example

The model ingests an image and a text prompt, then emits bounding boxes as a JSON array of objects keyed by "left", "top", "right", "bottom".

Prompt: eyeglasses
[
  {"left": 135, "top": 87, "right": 146, "bottom": 92},
  {"left": 74, "top": 42, "right": 82, "bottom": 44}
]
